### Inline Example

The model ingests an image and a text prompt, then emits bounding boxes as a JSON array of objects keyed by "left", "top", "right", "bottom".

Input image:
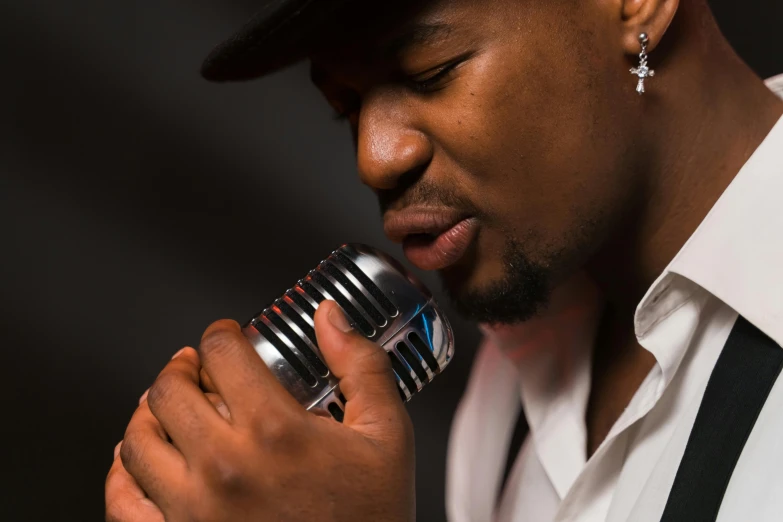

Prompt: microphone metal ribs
[{"left": 242, "top": 244, "right": 455, "bottom": 421}]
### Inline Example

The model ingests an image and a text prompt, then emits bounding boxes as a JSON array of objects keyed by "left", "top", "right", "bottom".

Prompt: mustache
[{"left": 378, "top": 180, "right": 478, "bottom": 215}]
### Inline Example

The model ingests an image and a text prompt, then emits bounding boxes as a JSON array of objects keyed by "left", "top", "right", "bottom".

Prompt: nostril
[
  {"left": 376, "top": 164, "right": 430, "bottom": 213},
  {"left": 397, "top": 163, "right": 429, "bottom": 190}
]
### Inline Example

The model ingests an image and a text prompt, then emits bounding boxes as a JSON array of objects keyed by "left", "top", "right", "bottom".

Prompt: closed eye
[
  {"left": 329, "top": 52, "right": 474, "bottom": 120},
  {"left": 406, "top": 53, "right": 473, "bottom": 94}
]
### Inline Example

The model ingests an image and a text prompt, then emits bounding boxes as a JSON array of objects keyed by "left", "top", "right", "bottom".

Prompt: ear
[{"left": 619, "top": 0, "right": 680, "bottom": 54}]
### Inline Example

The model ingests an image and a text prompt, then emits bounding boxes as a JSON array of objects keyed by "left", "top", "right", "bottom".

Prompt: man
[{"left": 105, "top": 0, "right": 783, "bottom": 520}]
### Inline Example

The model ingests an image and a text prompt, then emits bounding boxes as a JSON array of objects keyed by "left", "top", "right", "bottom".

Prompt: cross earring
[{"left": 630, "top": 33, "right": 655, "bottom": 95}]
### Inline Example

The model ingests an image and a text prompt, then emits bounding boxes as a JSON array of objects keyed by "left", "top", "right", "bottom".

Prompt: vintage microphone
[{"left": 242, "top": 243, "right": 455, "bottom": 421}]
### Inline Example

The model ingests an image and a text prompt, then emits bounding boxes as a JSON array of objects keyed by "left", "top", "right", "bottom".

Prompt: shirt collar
[
  {"left": 480, "top": 272, "right": 604, "bottom": 498},
  {"left": 636, "top": 81, "right": 783, "bottom": 349},
  {"left": 476, "top": 74, "right": 783, "bottom": 500}
]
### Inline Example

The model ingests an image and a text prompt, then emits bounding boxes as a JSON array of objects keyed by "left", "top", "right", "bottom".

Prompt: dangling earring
[{"left": 630, "top": 33, "right": 655, "bottom": 95}]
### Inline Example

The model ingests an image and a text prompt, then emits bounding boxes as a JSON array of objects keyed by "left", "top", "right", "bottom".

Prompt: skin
[
  {"left": 106, "top": 0, "right": 783, "bottom": 519},
  {"left": 106, "top": 303, "right": 415, "bottom": 521}
]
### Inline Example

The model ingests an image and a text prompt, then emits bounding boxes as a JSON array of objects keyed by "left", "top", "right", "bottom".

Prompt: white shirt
[{"left": 446, "top": 74, "right": 783, "bottom": 522}]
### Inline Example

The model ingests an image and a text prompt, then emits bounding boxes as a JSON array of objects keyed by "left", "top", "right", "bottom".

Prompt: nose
[{"left": 356, "top": 89, "right": 433, "bottom": 191}]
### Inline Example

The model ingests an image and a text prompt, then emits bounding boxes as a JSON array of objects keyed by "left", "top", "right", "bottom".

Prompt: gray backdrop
[{"left": 1, "top": 1, "right": 780, "bottom": 520}]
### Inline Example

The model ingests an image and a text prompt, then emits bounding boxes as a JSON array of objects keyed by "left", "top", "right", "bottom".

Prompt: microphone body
[{"left": 242, "top": 244, "right": 454, "bottom": 421}]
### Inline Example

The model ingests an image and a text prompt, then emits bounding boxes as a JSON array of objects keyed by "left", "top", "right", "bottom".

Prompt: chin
[{"left": 438, "top": 239, "right": 553, "bottom": 325}]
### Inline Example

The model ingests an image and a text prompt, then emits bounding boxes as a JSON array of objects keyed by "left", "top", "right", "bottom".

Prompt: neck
[{"left": 587, "top": 10, "right": 783, "bottom": 315}]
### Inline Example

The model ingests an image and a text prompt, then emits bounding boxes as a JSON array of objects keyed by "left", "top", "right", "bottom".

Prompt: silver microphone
[{"left": 242, "top": 243, "right": 454, "bottom": 421}]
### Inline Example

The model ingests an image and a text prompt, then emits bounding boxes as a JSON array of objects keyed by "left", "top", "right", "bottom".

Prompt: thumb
[{"left": 314, "top": 300, "right": 407, "bottom": 432}]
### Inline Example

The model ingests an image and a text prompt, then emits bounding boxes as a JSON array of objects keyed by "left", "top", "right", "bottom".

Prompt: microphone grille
[{"left": 242, "top": 244, "right": 454, "bottom": 421}]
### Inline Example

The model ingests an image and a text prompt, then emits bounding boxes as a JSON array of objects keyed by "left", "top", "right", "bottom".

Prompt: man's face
[{"left": 312, "top": 0, "right": 643, "bottom": 323}]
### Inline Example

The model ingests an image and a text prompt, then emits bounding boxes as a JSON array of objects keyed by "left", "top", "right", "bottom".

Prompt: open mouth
[{"left": 401, "top": 218, "right": 479, "bottom": 271}]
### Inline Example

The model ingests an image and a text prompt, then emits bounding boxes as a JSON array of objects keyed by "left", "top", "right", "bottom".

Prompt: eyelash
[
  {"left": 332, "top": 56, "right": 469, "bottom": 121},
  {"left": 407, "top": 59, "right": 462, "bottom": 94}
]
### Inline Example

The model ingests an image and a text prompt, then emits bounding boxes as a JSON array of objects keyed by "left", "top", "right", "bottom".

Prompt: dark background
[{"left": 1, "top": 1, "right": 780, "bottom": 520}]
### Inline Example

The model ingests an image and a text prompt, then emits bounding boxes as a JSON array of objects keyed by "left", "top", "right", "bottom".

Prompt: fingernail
[
  {"left": 172, "top": 347, "right": 187, "bottom": 359},
  {"left": 114, "top": 441, "right": 122, "bottom": 459},
  {"left": 328, "top": 306, "right": 353, "bottom": 333},
  {"left": 139, "top": 389, "right": 149, "bottom": 405},
  {"left": 215, "top": 401, "right": 230, "bottom": 420}
]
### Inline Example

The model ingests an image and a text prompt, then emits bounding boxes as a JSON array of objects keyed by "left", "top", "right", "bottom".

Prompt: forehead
[{"left": 309, "top": 0, "right": 503, "bottom": 71}]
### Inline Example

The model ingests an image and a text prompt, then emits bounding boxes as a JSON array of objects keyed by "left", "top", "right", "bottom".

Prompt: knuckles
[
  {"left": 257, "top": 411, "right": 304, "bottom": 450},
  {"left": 199, "top": 326, "right": 242, "bottom": 362},
  {"left": 198, "top": 444, "right": 254, "bottom": 495},
  {"left": 146, "top": 371, "right": 185, "bottom": 413},
  {"left": 195, "top": 415, "right": 307, "bottom": 494},
  {"left": 119, "top": 429, "right": 149, "bottom": 473},
  {"left": 354, "top": 345, "right": 394, "bottom": 375}
]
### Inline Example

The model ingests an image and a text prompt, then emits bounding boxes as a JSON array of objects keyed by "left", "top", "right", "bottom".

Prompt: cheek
[{"left": 428, "top": 32, "right": 631, "bottom": 257}]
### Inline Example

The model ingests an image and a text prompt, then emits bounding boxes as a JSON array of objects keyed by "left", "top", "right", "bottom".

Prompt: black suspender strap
[
  {"left": 496, "top": 408, "right": 529, "bottom": 507},
  {"left": 660, "top": 316, "right": 783, "bottom": 522}
]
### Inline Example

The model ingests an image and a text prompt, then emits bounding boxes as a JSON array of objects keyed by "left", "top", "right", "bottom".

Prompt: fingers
[
  {"left": 198, "top": 319, "right": 302, "bottom": 424},
  {"left": 139, "top": 351, "right": 217, "bottom": 404},
  {"left": 205, "top": 392, "right": 231, "bottom": 421},
  {"left": 200, "top": 367, "right": 218, "bottom": 394},
  {"left": 314, "top": 301, "right": 405, "bottom": 431},
  {"left": 120, "top": 401, "right": 188, "bottom": 511},
  {"left": 106, "top": 452, "right": 165, "bottom": 522},
  {"left": 145, "top": 347, "right": 226, "bottom": 457}
]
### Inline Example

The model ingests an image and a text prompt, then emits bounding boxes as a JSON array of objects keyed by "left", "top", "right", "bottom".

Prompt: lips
[{"left": 384, "top": 209, "right": 479, "bottom": 271}]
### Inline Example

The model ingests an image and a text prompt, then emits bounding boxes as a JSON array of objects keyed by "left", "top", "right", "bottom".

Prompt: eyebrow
[
  {"left": 382, "top": 21, "right": 454, "bottom": 57},
  {"left": 308, "top": 21, "right": 456, "bottom": 88}
]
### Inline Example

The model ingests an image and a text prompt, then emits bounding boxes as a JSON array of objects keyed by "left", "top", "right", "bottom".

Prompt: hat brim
[{"left": 201, "top": 0, "right": 354, "bottom": 82}]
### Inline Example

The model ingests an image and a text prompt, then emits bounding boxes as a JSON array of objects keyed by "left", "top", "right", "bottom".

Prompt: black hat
[{"left": 201, "top": 0, "right": 357, "bottom": 82}]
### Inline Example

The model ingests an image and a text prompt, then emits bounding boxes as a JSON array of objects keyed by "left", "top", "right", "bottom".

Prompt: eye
[{"left": 407, "top": 55, "right": 468, "bottom": 94}]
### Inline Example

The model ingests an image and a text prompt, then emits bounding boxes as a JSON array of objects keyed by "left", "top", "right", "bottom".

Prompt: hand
[{"left": 105, "top": 301, "right": 415, "bottom": 522}]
